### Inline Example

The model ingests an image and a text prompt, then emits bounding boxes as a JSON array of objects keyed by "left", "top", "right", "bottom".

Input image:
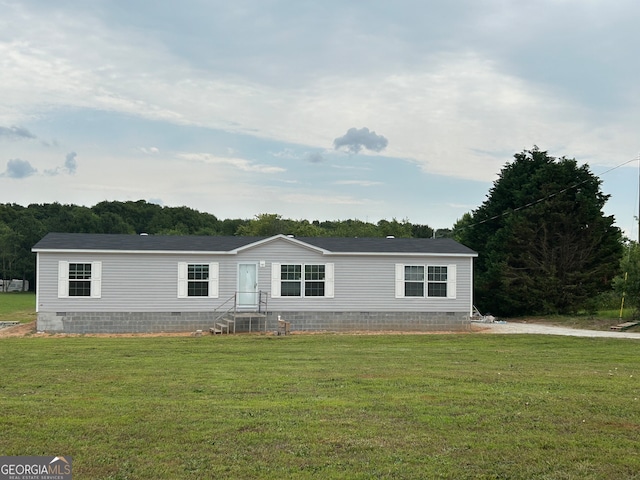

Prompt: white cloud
[
  {"left": 334, "top": 180, "right": 382, "bottom": 187},
  {"left": 139, "top": 147, "right": 160, "bottom": 155},
  {"left": 177, "top": 152, "right": 286, "bottom": 174},
  {"left": 1, "top": 1, "right": 639, "bottom": 228},
  {"left": 3, "top": 2, "right": 637, "bottom": 185}
]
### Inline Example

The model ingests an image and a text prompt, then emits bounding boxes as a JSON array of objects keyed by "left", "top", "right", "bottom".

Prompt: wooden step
[
  {"left": 222, "top": 319, "right": 235, "bottom": 334},
  {"left": 209, "top": 327, "right": 223, "bottom": 334},
  {"left": 610, "top": 321, "right": 640, "bottom": 331},
  {"left": 0, "top": 321, "right": 20, "bottom": 329}
]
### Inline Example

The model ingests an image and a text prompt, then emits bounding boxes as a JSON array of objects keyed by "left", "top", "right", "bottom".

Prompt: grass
[
  {"left": 0, "top": 292, "right": 36, "bottom": 323},
  {"left": 1, "top": 334, "right": 639, "bottom": 479}
]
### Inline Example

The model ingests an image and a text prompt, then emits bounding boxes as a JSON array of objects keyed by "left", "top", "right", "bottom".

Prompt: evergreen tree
[{"left": 455, "top": 147, "right": 622, "bottom": 316}]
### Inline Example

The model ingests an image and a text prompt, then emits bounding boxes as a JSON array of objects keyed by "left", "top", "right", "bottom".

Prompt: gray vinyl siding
[
  {"left": 36, "top": 238, "right": 473, "bottom": 314},
  {"left": 243, "top": 240, "right": 472, "bottom": 313},
  {"left": 38, "top": 252, "right": 224, "bottom": 313}
]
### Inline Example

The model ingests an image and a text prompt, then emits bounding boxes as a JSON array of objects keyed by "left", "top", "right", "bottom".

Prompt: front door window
[{"left": 238, "top": 263, "right": 258, "bottom": 307}]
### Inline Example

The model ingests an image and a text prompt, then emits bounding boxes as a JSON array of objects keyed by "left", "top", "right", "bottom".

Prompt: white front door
[{"left": 238, "top": 263, "right": 258, "bottom": 307}]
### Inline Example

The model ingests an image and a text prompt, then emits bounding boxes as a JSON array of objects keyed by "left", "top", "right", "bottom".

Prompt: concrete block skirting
[
  {"left": 268, "top": 311, "right": 470, "bottom": 332},
  {"left": 36, "top": 311, "right": 470, "bottom": 334}
]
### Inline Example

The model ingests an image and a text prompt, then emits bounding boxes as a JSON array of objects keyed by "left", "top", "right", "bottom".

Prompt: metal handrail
[
  {"left": 258, "top": 290, "right": 268, "bottom": 314},
  {"left": 211, "top": 293, "right": 237, "bottom": 324},
  {"left": 211, "top": 291, "right": 270, "bottom": 332}
]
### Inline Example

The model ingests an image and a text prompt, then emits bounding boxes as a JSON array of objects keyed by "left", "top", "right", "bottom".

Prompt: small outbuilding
[{"left": 32, "top": 233, "right": 477, "bottom": 334}]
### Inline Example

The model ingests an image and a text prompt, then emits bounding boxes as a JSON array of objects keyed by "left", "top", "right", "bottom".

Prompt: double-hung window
[
  {"left": 396, "top": 264, "right": 456, "bottom": 299},
  {"left": 304, "top": 265, "right": 325, "bottom": 297},
  {"left": 58, "top": 261, "right": 102, "bottom": 298},
  {"left": 280, "top": 264, "right": 302, "bottom": 296},
  {"left": 404, "top": 265, "right": 424, "bottom": 297},
  {"left": 188, "top": 264, "right": 210, "bottom": 297},
  {"left": 69, "top": 263, "right": 92, "bottom": 296},
  {"left": 271, "top": 263, "right": 334, "bottom": 298},
  {"left": 427, "top": 266, "right": 448, "bottom": 297},
  {"left": 178, "top": 262, "right": 219, "bottom": 298}
]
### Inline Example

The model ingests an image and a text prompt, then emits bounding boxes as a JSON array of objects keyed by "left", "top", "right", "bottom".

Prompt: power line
[{"left": 456, "top": 155, "right": 640, "bottom": 231}]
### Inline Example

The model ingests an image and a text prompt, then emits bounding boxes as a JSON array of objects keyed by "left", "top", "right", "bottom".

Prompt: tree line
[
  {"left": 1, "top": 147, "right": 637, "bottom": 318},
  {"left": 0, "top": 200, "right": 437, "bottom": 292}
]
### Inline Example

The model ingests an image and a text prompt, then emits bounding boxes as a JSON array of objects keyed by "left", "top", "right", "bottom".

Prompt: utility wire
[{"left": 456, "top": 155, "right": 640, "bottom": 231}]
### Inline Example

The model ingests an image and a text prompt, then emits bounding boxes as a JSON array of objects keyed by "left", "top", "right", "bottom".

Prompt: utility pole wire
[{"left": 455, "top": 155, "right": 640, "bottom": 232}]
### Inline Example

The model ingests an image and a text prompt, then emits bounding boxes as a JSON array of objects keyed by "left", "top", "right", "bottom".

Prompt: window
[
  {"left": 280, "top": 264, "right": 302, "bottom": 296},
  {"left": 271, "top": 263, "right": 334, "bottom": 298},
  {"left": 396, "top": 264, "right": 456, "bottom": 299},
  {"left": 58, "top": 261, "right": 102, "bottom": 298},
  {"left": 404, "top": 265, "right": 424, "bottom": 297},
  {"left": 178, "top": 263, "right": 219, "bottom": 298},
  {"left": 188, "top": 264, "right": 209, "bottom": 297},
  {"left": 427, "top": 266, "right": 447, "bottom": 297},
  {"left": 305, "top": 264, "right": 325, "bottom": 297},
  {"left": 69, "top": 263, "right": 92, "bottom": 296},
  {"left": 279, "top": 264, "right": 326, "bottom": 297}
]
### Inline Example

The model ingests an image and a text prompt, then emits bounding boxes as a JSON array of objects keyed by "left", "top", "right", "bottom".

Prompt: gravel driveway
[{"left": 473, "top": 321, "right": 640, "bottom": 339}]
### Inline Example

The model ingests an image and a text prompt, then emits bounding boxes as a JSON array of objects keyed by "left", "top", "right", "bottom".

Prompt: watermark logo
[{"left": 0, "top": 456, "right": 72, "bottom": 480}]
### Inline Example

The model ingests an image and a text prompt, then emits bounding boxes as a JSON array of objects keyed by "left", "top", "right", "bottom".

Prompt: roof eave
[
  {"left": 321, "top": 252, "right": 478, "bottom": 257},
  {"left": 32, "top": 248, "right": 237, "bottom": 255}
]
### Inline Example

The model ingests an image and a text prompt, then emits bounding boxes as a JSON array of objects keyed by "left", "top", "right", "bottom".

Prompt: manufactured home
[{"left": 32, "top": 233, "right": 477, "bottom": 334}]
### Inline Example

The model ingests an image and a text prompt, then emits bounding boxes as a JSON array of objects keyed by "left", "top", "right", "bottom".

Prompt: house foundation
[{"left": 36, "top": 311, "right": 470, "bottom": 334}]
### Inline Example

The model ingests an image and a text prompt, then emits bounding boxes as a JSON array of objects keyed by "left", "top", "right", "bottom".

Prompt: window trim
[
  {"left": 177, "top": 262, "right": 219, "bottom": 298},
  {"left": 395, "top": 263, "right": 456, "bottom": 299},
  {"left": 58, "top": 261, "right": 102, "bottom": 298},
  {"left": 271, "top": 262, "right": 334, "bottom": 298}
]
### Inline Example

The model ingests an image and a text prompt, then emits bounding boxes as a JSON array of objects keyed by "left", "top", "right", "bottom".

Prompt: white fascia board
[
  {"left": 31, "top": 248, "right": 236, "bottom": 255},
  {"left": 32, "top": 247, "right": 475, "bottom": 257},
  {"left": 321, "top": 252, "right": 478, "bottom": 258},
  {"left": 231, "top": 234, "right": 330, "bottom": 255}
]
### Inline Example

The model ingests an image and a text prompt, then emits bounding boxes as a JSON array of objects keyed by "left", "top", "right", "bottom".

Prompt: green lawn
[
  {"left": 0, "top": 292, "right": 36, "bottom": 323},
  {"left": 1, "top": 334, "right": 639, "bottom": 479}
]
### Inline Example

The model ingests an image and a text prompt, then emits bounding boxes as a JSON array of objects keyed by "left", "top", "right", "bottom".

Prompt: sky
[{"left": 1, "top": 0, "right": 639, "bottom": 237}]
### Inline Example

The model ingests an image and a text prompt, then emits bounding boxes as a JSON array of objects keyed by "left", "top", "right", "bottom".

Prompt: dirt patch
[
  {"left": 0, "top": 322, "right": 474, "bottom": 338},
  {"left": 6, "top": 326, "right": 204, "bottom": 338},
  {"left": 4, "top": 321, "right": 639, "bottom": 339},
  {"left": 0, "top": 322, "right": 201, "bottom": 338},
  {"left": 0, "top": 321, "right": 37, "bottom": 338}
]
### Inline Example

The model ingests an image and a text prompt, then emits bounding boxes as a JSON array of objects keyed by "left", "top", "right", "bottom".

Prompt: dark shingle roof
[
  {"left": 32, "top": 233, "right": 263, "bottom": 252},
  {"left": 33, "top": 233, "right": 477, "bottom": 256},
  {"left": 297, "top": 237, "right": 476, "bottom": 255}
]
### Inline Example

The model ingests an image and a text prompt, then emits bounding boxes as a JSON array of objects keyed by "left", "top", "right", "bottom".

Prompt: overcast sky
[{"left": 1, "top": 0, "right": 639, "bottom": 236}]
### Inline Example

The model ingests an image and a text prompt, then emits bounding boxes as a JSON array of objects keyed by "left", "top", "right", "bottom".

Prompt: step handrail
[
  {"left": 211, "top": 291, "right": 270, "bottom": 333},
  {"left": 211, "top": 293, "right": 238, "bottom": 325}
]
